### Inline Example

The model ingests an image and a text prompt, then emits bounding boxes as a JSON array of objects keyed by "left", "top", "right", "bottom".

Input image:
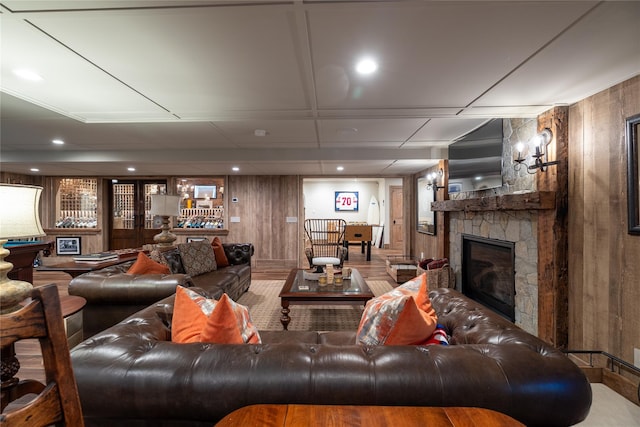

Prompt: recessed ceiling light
[
  {"left": 337, "top": 166, "right": 344, "bottom": 171},
  {"left": 232, "top": 166, "right": 240, "bottom": 172},
  {"left": 52, "top": 139, "right": 64, "bottom": 145},
  {"left": 254, "top": 129, "right": 267, "bottom": 137},
  {"left": 355, "top": 58, "right": 378, "bottom": 75},
  {"left": 127, "top": 167, "right": 136, "bottom": 172},
  {"left": 13, "top": 68, "right": 43, "bottom": 81},
  {"left": 30, "top": 168, "right": 40, "bottom": 172}
]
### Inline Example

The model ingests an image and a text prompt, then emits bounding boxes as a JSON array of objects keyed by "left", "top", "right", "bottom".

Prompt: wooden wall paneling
[
  {"left": 568, "top": 75, "right": 640, "bottom": 370},
  {"left": 580, "top": 98, "right": 599, "bottom": 351},
  {"left": 603, "top": 83, "right": 626, "bottom": 358},
  {"left": 620, "top": 77, "right": 640, "bottom": 366},
  {"left": 226, "top": 175, "right": 301, "bottom": 270},
  {"left": 536, "top": 107, "right": 569, "bottom": 347},
  {"left": 568, "top": 101, "right": 585, "bottom": 352},
  {"left": 437, "top": 159, "right": 449, "bottom": 259}
]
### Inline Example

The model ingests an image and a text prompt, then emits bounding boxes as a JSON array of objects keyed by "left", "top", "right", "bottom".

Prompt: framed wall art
[
  {"left": 56, "top": 236, "right": 81, "bottom": 255},
  {"left": 627, "top": 114, "right": 640, "bottom": 234},
  {"left": 335, "top": 191, "right": 359, "bottom": 212}
]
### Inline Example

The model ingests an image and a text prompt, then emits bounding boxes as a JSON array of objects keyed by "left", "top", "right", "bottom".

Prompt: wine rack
[
  {"left": 55, "top": 178, "right": 98, "bottom": 228},
  {"left": 177, "top": 207, "right": 224, "bottom": 229}
]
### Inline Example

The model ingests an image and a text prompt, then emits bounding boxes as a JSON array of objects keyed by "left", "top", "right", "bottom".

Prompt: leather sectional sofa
[
  {"left": 70, "top": 287, "right": 592, "bottom": 427},
  {"left": 68, "top": 243, "right": 254, "bottom": 338}
]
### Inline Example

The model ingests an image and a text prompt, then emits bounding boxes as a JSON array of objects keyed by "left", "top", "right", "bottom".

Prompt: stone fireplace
[
  {"left": 462, "top": 234, "right": 515, "bottom": 321},
  {"left": 449, "top": 208, "right": 539, "bottom": 335}
]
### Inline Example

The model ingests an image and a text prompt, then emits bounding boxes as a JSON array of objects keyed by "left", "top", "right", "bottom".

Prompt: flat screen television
[{"left": 448, "top": 118, "right": 504, "bottom": 193}]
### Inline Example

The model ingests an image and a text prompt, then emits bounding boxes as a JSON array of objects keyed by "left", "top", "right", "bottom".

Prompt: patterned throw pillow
[
  {"left": 171, "top": 286, "right": 261, "bottom": 344},
  {"left": 178, "top": 240, "right": 217, "bottom": 276},
  {"left": 356, "top": 274, "right": 438, "bottom": 346},
  {"left": 149, "top": 249, "right": 172, "bottom": 270},
  {"left": 127, "top": 252, "right": 171, "bottom": 275}
]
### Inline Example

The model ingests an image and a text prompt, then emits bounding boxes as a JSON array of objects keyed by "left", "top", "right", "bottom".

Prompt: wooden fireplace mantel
[{"left": 431, "top": 191, "right": 556, "bottom": 212}]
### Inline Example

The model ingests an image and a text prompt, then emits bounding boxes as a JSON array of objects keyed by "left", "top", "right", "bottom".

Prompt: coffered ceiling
[{"left": 1, "top": 1, "right": 639, "bottom": 177}]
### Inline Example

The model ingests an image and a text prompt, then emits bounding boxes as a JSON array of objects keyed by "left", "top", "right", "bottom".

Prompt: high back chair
[
  {"left": 0, "top": 284, "right": 84, "bottom": 427},
  {"left": 304, "top": 219, "right": 347, "bottom": 272}
]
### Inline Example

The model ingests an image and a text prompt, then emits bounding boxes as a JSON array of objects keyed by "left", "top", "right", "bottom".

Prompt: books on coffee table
[{"left": 73, "top": 252, "right": 119, "bottom": 262}]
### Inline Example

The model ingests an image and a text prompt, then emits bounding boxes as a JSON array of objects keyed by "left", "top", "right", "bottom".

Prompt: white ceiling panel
[
  {"left": 23, "top": 5, "right": 311, "bottom": 119},
  {"left": 409, "top": 118, "right": 490, "bottom": 143},
  {"left": 317, "top": 118, "right": 427, "bottom": 144},
  {"left": 0, "top": 15, "right": 172, "bottom": 121},
  {"left": 474, "top": 2, "right": 640, "bottom": 107},
  {"left": 307, "top": 1, "right": 597, "bottom": 109}
]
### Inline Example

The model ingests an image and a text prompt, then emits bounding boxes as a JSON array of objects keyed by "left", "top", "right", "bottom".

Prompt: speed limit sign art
[{"left": 335, "top": 191, "right": 359, "bottom": 212}]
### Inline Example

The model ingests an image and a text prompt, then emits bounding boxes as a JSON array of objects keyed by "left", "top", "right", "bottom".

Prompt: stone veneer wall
[{"left": 448, "top": 118, "right": 540, "bottom": 335}]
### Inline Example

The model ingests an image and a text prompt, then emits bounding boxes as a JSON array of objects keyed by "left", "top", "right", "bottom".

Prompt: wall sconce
[
  {"left": 426, "top": 168, "right": 445, "bottom": 191},
  {"left": 514, "top": 128, "right": 559, "bottom": 173}
]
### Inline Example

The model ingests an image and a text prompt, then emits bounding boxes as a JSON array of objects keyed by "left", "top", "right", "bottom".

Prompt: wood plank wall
[
  {"left": 225, "top": 175, "right": 302, "bottom": 269},
  {"left": 568, "top": 75, "right": 640, "bottom": 367}
]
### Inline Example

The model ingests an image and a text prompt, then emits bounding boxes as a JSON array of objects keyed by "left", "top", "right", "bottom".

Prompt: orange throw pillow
[
  {"left": 356, "top": 274, "right": 437, "bottom": 345},
  {"left": 127, "top": 252, "right": 171, "bottom": 275},
  {"left": 172, "top": 286, "right": 209, "bottom": 343},
  {"left": 211, "top": 237, "right": 230, "bottom": 268},
  {"left": 171, "top": 286, "right": 261, "bottom": 344}
]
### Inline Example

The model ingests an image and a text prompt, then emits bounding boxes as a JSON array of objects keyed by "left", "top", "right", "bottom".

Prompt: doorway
[
  {"left": 390, "top": 185, "right": 404, "bottom": 250},
  {"left": 109, "top": 180, "right": 168, "bottom": 250}
]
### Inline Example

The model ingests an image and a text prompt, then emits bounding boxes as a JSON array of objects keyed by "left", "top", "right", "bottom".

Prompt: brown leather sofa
[
  {"left": 70, "top": 288, "right": 592, "bottom": 427},
  {"left": 68, "top": 243, "right": 254, "bottom": 338}
]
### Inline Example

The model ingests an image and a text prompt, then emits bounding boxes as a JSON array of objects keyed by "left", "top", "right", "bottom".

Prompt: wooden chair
[
  {"left": 304, "top": 219, "right": 348, "bottom": 271},
  {"left": 0, "top": 284, "right": 84, "bottom": 426}
]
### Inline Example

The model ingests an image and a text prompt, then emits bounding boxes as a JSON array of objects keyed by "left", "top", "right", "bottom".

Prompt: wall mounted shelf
[{"left": 431, "top": 191, "right": 556, "bottom": 212}]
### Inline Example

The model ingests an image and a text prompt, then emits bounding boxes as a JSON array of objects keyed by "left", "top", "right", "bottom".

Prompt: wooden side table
[
  {"left": 215, "top": 404, "right": 525, "bottom": 427},
  {"left": 60, "top": 295, "right": 86, "bottom": 348}
]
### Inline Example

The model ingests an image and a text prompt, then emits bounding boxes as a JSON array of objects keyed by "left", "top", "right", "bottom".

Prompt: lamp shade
[
  {"left": 150, "top": 195, "right": 181, "bottom": 216},
  {"left": 0, "top": 184, "right": 45, "bottom": 239}
]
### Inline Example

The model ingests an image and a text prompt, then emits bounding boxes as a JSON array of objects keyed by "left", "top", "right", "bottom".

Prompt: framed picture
[
  {"left": 417, "top": 177, "right": 436, "bottom": 235},
  {"left": 56, "top": 236, "right": 81, "bottom": 255},
  {"left": 335, "top": 191, "right": 358, "bottom": 211},
  {"left": 187, "top": 237, "right": 207, "bottom": 243},
  {"left": 627, "top": 114, "right": 640, "bottom": 234},
  {"left": 448, "top": 182, "right": 463, "bottom": 193},
  {"left": 194, "top": 185, "right": 216, "bottom": 199}
]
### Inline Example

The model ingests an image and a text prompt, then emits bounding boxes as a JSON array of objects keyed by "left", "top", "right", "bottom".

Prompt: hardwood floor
[{"left": 13, "top": 245, "right": 402, "bottom": 384}]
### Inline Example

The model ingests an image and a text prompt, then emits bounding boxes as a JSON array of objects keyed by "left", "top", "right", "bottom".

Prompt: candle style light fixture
[
  {"left": 426, "top": 168, "right": 445, "bottom": 191},
  {"left": 514, "top": 128, "right": 559, "bottom": 173},
  {"left": 150, "top": 195, "right": 181, "bottom": 247}
]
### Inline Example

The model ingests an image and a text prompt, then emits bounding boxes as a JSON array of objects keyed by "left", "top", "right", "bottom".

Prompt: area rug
[{"left": 237, "top": 280, "right": 393, "bottom": 331}]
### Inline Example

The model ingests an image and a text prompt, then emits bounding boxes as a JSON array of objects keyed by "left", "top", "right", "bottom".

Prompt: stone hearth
[{"left": 450, "top": 211, "right": 538, "bottom": 334}]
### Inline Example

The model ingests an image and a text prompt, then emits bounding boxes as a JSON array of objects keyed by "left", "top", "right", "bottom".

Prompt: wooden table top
[
  {"left": 279, "top": 268, "right": 374, "bottom": 302},
  {"left": 59, "top": 295, "right": 86, "bottom": 317},
  {"left": 215, "top": 405, "right": 525, "bottom": 427},
  {"left": 36, "top": 251, "right": 141, "bottom": 277}
]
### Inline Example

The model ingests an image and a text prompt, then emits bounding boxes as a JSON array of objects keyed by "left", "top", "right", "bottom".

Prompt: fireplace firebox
[{"left": 462, "top": 234, "right": 516, "bottom": 321}]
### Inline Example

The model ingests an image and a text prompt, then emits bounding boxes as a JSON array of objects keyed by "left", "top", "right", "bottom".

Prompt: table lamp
[
  {"left": 0, "top": 184, "right": 46, "bottom": 314},
  {"left": 150, "top": 194, "right": 181, "bottom": 247}
]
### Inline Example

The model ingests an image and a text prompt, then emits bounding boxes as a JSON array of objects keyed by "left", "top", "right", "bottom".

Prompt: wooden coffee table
[
  {"left": 278, "top": 268, "right": 374, "bottom": 330},
  {"left": 216, "top": 404, "right": 525, "bottom": 426}
]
